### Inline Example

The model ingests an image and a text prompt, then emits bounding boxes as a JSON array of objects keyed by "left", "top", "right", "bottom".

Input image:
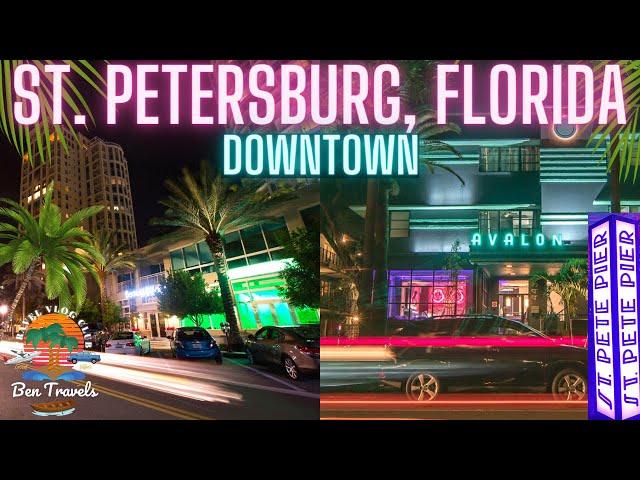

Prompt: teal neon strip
[
  {"left": 410, "top": 218, "right": 478, "bottom": 223},
  {"left": 540, "top": 154, "right": 607, "bottom": 158},
  {"left": 541, "top": 214, "right": 588, "bottom": 220},
  {"left": 541, "top": 172, "right": 608, "bottom": 177},
  {"left": 410, "top": 225, "right": 477, "bottom": 231},
  {"left": 351, "top": 204, "right": 539, "bottom": 214},
  {"left": 593, "top": 200, "right": 640, "bottom": 206},
  {"left": 540, "top": 148, "right": 607, "bottom": 153},
  {"left": 540, "top": 166, "right": 606, "bottom": 171},
  {"left": 422, "top": 154, "right": 480, "bottom": 158},
  {"left": 443, "top": 139, "right": 534, "bottom": 147},
  {"left": 541, "top": 220, "right": 588, "bottom": 226},
  {"left": 540, "top": 179, "right": 607, "bottom": 183}
]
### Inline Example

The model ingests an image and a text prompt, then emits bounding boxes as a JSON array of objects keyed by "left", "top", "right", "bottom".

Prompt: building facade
[
  {"left": 106, "top": 184, "right": 320, "bottom": 339},
  {"left": 20, "top": 129, "right": 138, "bottom": 249},
  {"left": 347, "top": 124, "right": 640, "bottom": 336}
]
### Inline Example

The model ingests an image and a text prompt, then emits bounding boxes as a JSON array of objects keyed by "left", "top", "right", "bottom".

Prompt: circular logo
[{"left": 23, "top": 313, "right": 84, "bottom": 367}]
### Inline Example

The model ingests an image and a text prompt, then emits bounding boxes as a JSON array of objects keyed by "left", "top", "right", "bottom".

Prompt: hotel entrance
[{"left": 498, "top": 279, "right": 529, "bottom": 321}]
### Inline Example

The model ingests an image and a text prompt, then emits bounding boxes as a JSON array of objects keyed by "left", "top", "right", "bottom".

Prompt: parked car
[
  {"left": 169, "top": 327, "right": 222, "bottom": 363},
  {"left": 321, "top": 315, "right": 587, "bottom": 401},
  {"left": 105, "top": 331, "right": 151, "bottom": 355},
  {"left": 68, "top": 351, "right": 101, "bottom": 364},
  {"left": 245, "top": 325, "right": 320, "bottom": 380}
]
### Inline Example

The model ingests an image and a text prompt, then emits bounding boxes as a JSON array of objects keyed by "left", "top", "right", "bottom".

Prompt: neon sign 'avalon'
[{"left": 470, "top": 232, "right": 563, "bottom": 248}]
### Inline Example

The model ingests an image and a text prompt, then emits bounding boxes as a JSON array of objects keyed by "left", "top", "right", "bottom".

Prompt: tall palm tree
[
  {"left": 151, "top": 163, "right": 298, "bottom": 350},
  {"left": 589, "top": 60, "right": 640, "bottom": 212},
  {"left": 86, "top": 230, "right": 137, "bottom": 323},
  {"left": 361, "top": 110, "right": 464, "bottom": 335},
  {"left": 0, "top": 182, "right": 104, "bottom": 322},
  {"left": 1, "top": 268, "right": 46, "bottom": 332},
  {"left": 0, "top": 60, "right": 105, "bottom": 165}
]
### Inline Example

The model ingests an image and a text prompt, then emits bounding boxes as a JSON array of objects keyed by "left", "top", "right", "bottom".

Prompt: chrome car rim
[
  {"left": 284, "top": 358, "right": 298, "bottom": 379},
  {"left": 557, "top": 374, "right": 586, "bottom": 401},
  {"left": 408, "top": 373, "right": 439, "bottom": 401}
]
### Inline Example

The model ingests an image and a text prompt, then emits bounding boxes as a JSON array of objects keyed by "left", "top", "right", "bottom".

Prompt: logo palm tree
[{"left": 25, "top": 323, "right": 79, "bottom": 370}]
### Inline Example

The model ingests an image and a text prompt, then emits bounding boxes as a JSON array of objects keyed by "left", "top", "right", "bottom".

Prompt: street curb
[{"left": 222, "top": 351, "right": 247, "bottom": 358}]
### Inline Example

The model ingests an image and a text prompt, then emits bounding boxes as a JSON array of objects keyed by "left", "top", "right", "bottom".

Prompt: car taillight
[
  {"left": 296, "top": 345, "right": 319, "bottom": 355},
  {"left": 125, "top": 342, "right": 135, "bottom": 347},
  {"left": 105, "top": 343, "right": 112, "bottom": 348}
]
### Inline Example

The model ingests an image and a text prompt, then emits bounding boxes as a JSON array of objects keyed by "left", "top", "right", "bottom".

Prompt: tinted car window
[
  {"left": 392, "top": 318, "right": 459, "bottom": 337},
  {"left": 255, "top": 328, "right": 270, "bottom": 340},
  {"left": 286, "top": 326, "right": 319, "bottom": 340},
  {"left": 500, "top": 320, "right": 540, "bottom": 337},
  {"left": 177, "top": 329, "right": 211, "bottom": 340},
  {"left": 112, "top": 332, "right": 134, "bottom": 340}
]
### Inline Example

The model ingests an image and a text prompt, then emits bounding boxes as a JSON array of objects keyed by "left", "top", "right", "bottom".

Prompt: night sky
[
  {"left": 0, "top": 60, "right": 571, "bottom": 246},
  {"left": 0, "top": 64, "right": 225, "bottom": 245}
]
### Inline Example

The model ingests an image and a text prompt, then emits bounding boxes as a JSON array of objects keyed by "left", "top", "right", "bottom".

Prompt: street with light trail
[
  {"left": 0, "top": 341, "right": 319, "bottom": 420},
  {"left": 321, "top": 393, "right": 587, "bottom": 420}
]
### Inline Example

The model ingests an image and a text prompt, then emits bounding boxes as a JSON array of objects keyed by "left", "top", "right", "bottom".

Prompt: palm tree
[
  {"left": 361, "top": 110, "right": 464, "bottom": 335},
  {"left": 535, "top": 259, "right": 587, "bottom": 337},
  {"left": 1, "top": 268, "right": 46, "bottom": 333},
  {"left": 151, "top": 163, "right": 298, "bottom": 351},
  {"left": 589, "top": 60, "right": 640, "bottom": 212},
  {"left": 0, "top": 60, "right": 105, "bottom": 165},
  {"left": 26, "top": 323, "right": 78, "bottom": 369},
  {"left": 0, "top": 182, "right": 104, "bottom": 323},
  {"left": 86, "top": 230, "right": 137, "bottom": 324}
]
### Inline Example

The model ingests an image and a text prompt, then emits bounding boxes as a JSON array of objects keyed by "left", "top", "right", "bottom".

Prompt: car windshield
[
  {"left": 177, "top": 329, "right": 211, "bottom": 340},
  {"left": 285, "top": 326, "right": 320, "bottom": 340},
  {"left": 112, "top": 332, "right": 134, "bottom": 340}
]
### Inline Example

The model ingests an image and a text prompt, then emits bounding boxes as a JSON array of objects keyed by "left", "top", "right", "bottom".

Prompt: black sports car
[{"left": 320, "top": 315, "right": 587, "bottom": 401}]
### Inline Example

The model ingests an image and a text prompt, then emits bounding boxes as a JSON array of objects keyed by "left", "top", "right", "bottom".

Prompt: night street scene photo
[
  {"left": 0, "top": 61, "right": 320, "bottom": 420},
  {"left": 319, "top": 61, "right": 639, "bottom": 420}
]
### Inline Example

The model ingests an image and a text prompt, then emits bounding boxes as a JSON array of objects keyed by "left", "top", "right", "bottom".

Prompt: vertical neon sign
[{"left": 588, "top": 214, "right": 640, "bottom": 420}]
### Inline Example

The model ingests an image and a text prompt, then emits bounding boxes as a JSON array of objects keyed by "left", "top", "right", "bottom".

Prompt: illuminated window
[
  {"left": 480, "top": 146, "right": 540, "bottom": 172},
  {"left": 390, "top": 211, "right": 410, "bottom": 238},
  {"left": 387, "top": 269, "right": 474, "bottom": 320},
  {"left": 479, "top": 210, "right": 536, "bottom": 236}
]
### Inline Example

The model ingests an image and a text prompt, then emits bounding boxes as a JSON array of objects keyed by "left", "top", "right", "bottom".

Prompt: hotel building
[
  {"left": 342, "top": 123, "right": 640, "bottom": 335},
  {"left": 20, "top": 129, "right": 138, "bottom": 250},
  {"left": 106, "top": 182, "right": 320, "bottom": 339}
]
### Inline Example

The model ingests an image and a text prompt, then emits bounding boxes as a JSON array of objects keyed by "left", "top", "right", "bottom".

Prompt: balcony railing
[
  {"left": 321, "top": 291, "right": 356, "bottom": 313},
  {"left": 321, "top": 247, "right": 343, "bottom": 271}
]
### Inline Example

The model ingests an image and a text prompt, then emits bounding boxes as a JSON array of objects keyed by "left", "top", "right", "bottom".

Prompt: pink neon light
[
  {"left": 436, "top": 63, "right": 627, "bottom": 126},
  {"left": 320, "top": 336, "right": 588, "bottom": 348}
]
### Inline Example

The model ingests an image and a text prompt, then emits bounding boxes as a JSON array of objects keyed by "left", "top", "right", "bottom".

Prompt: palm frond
[{"left": 0, "top": 60, "right": 106, "bottom": 164}]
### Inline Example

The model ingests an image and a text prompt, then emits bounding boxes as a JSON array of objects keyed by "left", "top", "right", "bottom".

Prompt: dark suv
[{"left": 322, "top": 315, "right": 587, "bottom": 401}]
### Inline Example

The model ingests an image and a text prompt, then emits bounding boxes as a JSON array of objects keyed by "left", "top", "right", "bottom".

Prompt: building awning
[
  {"left": 388, "top": 252, "right": 474, "bottom": 270},
  {"left": 594, "top": 180, "right": 640, "bottom": 206}
]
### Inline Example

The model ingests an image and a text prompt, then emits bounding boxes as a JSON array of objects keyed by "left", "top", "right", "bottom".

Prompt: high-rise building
[{"left": 20, "top": 129, "right": 138, "bottom": 249}]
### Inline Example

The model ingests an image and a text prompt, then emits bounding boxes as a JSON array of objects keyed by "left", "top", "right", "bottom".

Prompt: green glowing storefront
[
  {"left": 181, "top": 270, "right": 319, "bottom": 330},
  {"left": 170, "top": 217, "right": 320, "bottom": 332}
]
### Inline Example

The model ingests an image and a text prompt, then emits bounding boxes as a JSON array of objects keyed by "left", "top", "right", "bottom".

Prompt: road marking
[
  {"left": 93, "top": 358, "right": 319, "bottom": 399},
  {"left": 70, "top": 380, "right": 214, "bottom": 420},
  {"left": 320, "top": 400, "right": 587, "bottom": 405},
  {"left": 225, "top": 357, "right": 307, "bottom": 392},
  {"left": 321, "top": 417, "right": 422, "bottom": 420}
]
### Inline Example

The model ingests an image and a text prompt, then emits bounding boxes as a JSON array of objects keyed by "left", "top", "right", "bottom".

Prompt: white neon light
[
  {"left": 226, "top": 258, "right": 292, "bottom": 280},
  {"left": 125, "top": 285, "right": 160, "bottom": 299},
  {"left": 615, "top": 219, "right": 640, "bottom": 420}
]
